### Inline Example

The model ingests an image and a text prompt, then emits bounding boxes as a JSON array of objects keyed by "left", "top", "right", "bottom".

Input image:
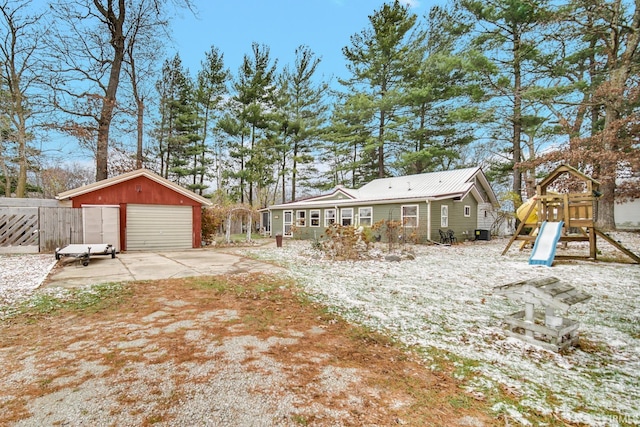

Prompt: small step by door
[{"left": 82, "top": 206, "right": 120, "bottom": 252}]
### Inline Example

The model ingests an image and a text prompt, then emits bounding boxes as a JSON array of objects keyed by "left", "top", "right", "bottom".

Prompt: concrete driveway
[{"left": 46, "top": 247, "right": 283, "bottom": 288}]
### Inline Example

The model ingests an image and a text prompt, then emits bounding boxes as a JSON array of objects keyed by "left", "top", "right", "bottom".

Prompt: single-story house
[
  {"left": 56, "top": 169, "right": 212, "bottom": 251},
  {"left": 264, "top": 167, "right": 499, "bottom": 243},
  {"left": 615, "top": 178, "right": 640, "bottom": 230}
]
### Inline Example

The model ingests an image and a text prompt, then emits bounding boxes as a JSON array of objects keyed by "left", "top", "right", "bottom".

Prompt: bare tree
[
  {"left": 37, "top": 162, "right": 93, "bottom": 198},
  {"left": 46, "top": 0, "right": 192, "bottom": 182},
  {"left": 123, "top": 0, "right": 167, "bottom": 170},
  {"left": 0, "top": 0, "right": 46, "bottom": 197}
]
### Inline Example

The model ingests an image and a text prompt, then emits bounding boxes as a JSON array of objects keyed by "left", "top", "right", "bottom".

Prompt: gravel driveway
[{"left": 0, "top": 253, "right": 492, "bottom": 426}]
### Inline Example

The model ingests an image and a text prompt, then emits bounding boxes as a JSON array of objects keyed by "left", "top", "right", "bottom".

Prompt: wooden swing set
[{"left": 502, "top": 164, "right": 640, "bottom": 264}]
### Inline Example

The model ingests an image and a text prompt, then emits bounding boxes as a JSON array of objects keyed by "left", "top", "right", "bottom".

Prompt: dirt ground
[{"left": 0, "top": 273, "right": 497, "bottom": 426}]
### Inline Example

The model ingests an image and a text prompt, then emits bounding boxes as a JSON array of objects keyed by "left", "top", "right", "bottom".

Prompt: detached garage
[{"left": 57, "top": 169, "right": 212, "bottom": 251}]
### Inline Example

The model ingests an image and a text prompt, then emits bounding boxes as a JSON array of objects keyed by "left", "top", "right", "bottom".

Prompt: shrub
[{"left": 321, "top": 224, "right": 370, "bottom": 260}]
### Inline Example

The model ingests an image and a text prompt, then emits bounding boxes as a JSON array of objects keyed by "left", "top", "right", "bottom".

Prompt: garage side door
[
  {"left": 83, "top": 206, "right": 120, "bottom": 252},
  {"left": 126, "top": 204, "right": 192, "bottom": 250}
]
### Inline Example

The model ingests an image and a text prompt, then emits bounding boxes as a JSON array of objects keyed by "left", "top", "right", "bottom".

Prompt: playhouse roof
[{"left": 537, "top": 164, "right": 600, "bottom": 192}]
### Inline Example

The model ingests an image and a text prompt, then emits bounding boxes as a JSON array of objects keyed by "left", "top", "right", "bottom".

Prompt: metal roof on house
[
  {"left": 56, "top": 168, "right": 213, "bottom": 206},
  {"left": 269, "top": 167, "right": 498, "bottom": 210},
  {"left": 356, "top": 167, "right": 481, "bottom": 200}
]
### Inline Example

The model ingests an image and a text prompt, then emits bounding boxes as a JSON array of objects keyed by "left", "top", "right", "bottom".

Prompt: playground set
[{"left": 502, "top": 164, "right": 640, "bottom": 265}]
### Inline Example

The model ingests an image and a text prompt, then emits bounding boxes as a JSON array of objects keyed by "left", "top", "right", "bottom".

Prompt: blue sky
[
  {"left": 170, "top": 0, "right": 433, "bottom": 83},
  {"left": 31, "top": 0, "right": 437, "bottom": 164}
]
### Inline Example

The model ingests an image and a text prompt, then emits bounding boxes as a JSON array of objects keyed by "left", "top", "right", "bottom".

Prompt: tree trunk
[
  {"left": 596, "top": 0, "right": 640, "bottom": 230},
  {"left": 378, "top": 110, "right": 385, "bottom": 178},
  {"left": 511, "top": 25, "right": 523, "bottom": 208},
  {"left": 15, "top": 112, "right": 28, "bottom": 198},
  {"left": 0, "top": 155, "right": 11, "bottom": 197},
  {"left": 292, "top": 139, "right": 298, "bottom": 202},
  {"left": 95, "top": 0, "right": 126, "bottom": 181},
  {"left": 136, "top": 97, "right": 144, "bottom": 169}
]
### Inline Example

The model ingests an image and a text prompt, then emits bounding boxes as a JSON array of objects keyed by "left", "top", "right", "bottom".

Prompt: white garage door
[{"left": 126, "top": 204, "right": 192, "bottom": 250}]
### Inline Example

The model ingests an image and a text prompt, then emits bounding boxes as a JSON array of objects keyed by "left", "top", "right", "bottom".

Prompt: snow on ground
[
  {"left": 0, "top": 254, "right": 57, "bottom": 306},
  {"left": 1, "top": 234, "right": 638, "bottom": 425},
  {"left": 243, "top": 233, "right": 640, "bottom": 427}
]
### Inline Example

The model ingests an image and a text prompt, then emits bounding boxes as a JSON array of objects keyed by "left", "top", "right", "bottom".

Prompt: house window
[
  {"left": 296, "top": 210, "right": 306, "bottom": 227},
  {"left": 310, "top": 210, "right": 320, "bottom": 227},
  {"left": 341, "top": 208, "right": 353, "bottom": 226},
  {"left": 441, "top": 205, "right": 448, "bottom": 228},
  {"left": 284, "top": 210, "right": 293, "bottom": 236},
  {"left": 402, "top": 205, "right": 418, "bottom": 227},
  {"left": 359, "top": 207, "right": 372, "bottom": 226},
  {"left": 324, "top": 209, "right": 336, "bottom": 227},
  {"left": 464, "top": 205, "right": 471, "bottom": 217}
]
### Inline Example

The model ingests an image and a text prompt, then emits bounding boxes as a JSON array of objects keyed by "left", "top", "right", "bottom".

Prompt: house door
[
  {"left": 261, "top": 211, "right": 271, "bottom": 235},
  {"left": 283, "top": 210, "right": 293, "bottom": 237},
  {"left": 82, "top": 206, "right": 120, "bottom": 252}
]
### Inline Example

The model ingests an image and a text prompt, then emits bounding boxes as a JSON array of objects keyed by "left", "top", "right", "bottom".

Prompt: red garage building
[{"left": 57, "top": 169, "right": 212, "bottom": 251}]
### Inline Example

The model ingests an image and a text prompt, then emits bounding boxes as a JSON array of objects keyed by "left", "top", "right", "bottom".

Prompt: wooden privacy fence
[{"left": 0, "top": 206, "right": 83, "bottom": 254}]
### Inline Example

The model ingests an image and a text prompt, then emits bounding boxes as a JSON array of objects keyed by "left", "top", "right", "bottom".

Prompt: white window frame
[
  {"left": 296, "top": 210, "right": 306, "bottom": 227},
  {"left": 441, "top": 205, "right": 449, "bottom": 228},
  {"left": 310, "top": 210, "right": 320, "bottom": 227},
  {"left": 464, "top": 205, "right": 471, "bottom": 217},
  {"left": 324, "top": 209, "right": 336, "bottom": 227},
  {"left": 402, "top": 205, "right": 419, "bottom": 228},
  {"left": 340, "top": 208, "right": 353, "bottom": 226},
  {"left": 358, "top": 207, "right": 373, "bottom": 226},
  {"left": 283, "top": 210, "right": 293, "bottom": 237}
]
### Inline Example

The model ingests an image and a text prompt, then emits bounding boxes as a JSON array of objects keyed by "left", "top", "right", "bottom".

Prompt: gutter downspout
[{"left": 426, "top": 198, "right": 433, "bottom": 242}]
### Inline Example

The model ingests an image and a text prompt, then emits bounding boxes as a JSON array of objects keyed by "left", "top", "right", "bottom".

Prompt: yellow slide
[{"left": 517, "top": 197, "right": 538, "bottom": 225}]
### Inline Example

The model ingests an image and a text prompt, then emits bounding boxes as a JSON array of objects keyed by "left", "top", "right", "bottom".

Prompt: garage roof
[{"left": 56, "top": 168, "right": 213, "bottom": 206}]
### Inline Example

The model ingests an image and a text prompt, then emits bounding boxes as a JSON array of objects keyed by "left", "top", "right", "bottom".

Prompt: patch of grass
[
  {"left": 241, "top": 310, "right": 275, "bottom": 331},
  {"left": 346, "top": 324, "right": 396, "bottom": 347},
  {"left": 143, "top": 414, "right": 165, "bottom": 424},
  {"left": 193, "top": 274, "right": 290, "bottom": 299},
  {"left": 291, "top": 414, "right": 309, "bottom": 425},
  {"left": 449, "top": 395, "right": 472, "bottom": 409},
  {"left": 11, "top": 282, "right": 131, "bottom": 319}
]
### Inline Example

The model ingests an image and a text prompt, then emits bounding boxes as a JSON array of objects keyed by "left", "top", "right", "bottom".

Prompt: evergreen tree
[
  {"left": 341, "top": 0, "right": 425, "bottom": 178},
  {"left": 398, "top": 4, "right": 479, "bottom": 175},
  {"left": 460, "top": 0, "right": 552, "bottom": 208},
  {"left": 274, "top": 45, "right": 328, "bottom": 202},
  {"left": 230, "top": 42, "right": 278, "bottom": 206},
  {"left": 195, "top": 45, "right": 229, "bottom": 193},
  {"left": 319, "top": 93, "right": 373, "bottom": 189},
  {"left": 153, "top": 54, "right": 203, "bottom": 187},
  {"left": 217, "top": 107, "right": 249, "bottom": 203}
]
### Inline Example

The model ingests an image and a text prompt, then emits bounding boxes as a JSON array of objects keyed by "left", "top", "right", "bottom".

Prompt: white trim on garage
[{"left": 126, "top": 204, "right": 192, "bottom": 250}]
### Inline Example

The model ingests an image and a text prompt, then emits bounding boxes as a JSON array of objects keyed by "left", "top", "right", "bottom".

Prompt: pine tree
[
  {"left": 195, "top": 45, "right": 229, "bottom": 193},
  {"left": 154, "top": 54, "right": 203, "bottom": 188},
  {"left": 229, "top": 42, "right": 278, "bottom": 206},
  {"left": 274, "top": 45, "right": 328, "bottom": 202},
  {"left": 340, "top": 0, "right": 425, "bottom": 178},
  {"left": 460, "top": 0, "right": 553, "bottom": 208},
  {"left": 398, "top": 4, "right": 478, "bottom": 175}
]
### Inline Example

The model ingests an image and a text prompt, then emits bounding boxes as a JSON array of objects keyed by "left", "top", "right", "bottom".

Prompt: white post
[{"left": 525, "top": 302, "right": 535, "bottom": 337}]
